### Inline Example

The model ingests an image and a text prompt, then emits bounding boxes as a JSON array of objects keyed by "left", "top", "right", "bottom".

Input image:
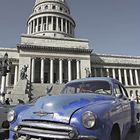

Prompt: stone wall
[{"left": 21, "top": 34, "right": 89, "bottom": 49}]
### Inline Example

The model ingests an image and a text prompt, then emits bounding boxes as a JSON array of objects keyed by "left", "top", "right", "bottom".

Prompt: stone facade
[
  {"left": 18, "top": 34, "right": 91, "bottom": 84},
  {"left": 91, "top": 53, "right": 140, "bottom": 96}
]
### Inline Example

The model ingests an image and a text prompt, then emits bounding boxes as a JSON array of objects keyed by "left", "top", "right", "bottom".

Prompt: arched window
[
  {"left": 60, "top": 7, "right": 63, "bottom": 11},
  {"left": 52, "top": 5, "right": 56, "bottom": 10},
  {"left": 45, "top": 5, "right": 48, "bottom": 10},
  {"left": 38, "top": 7, "right": 41, "bottom": 11}
]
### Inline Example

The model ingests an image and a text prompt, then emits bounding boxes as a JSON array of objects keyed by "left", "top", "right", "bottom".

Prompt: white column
[
  {"left": 0, "top": 76, "right": 6, "bottom": 103},
  {"left": 6, "top": 73, "right": 10, "bottom": 87},
  {"left": 118, "top": 69, "right": 122, "bottom": 83},
  {"left": 36, "top": 18, "right": 39, "bottom": 32},
  {"left": 124, "top": 69, "right": 128, "bottom": 86},
  {"left": 76, "top": 60, "right": 80, "bottom": 79},
  {"left": 56, "top": 17, "right": 59, "bottom": 31},
  {"left": 59, "top": 59, "right": 63, "bottom": 84},
  {"left": 31, "top": 58, "right": 35, "bottom": 83},
  {"left": 129, "top": 69, "right": 134, "bottom": 85},
  {"left": 32, "top": 21, "right": 34, "bottom": 33},
  {"left": 68, "top": 59, "right": 71, "bottom": 82},
  {"left": 65, "top": 20, "right": 68, "bottom": 33},
  {"left": 30, "top": 22, "right": 32, "bottom": 34},
  {"left": 106, "top": 68, "right": 109, "bottom": 77},
  {"left": 112, "top": 68, "right": 116, "bottom": 79},
  {"left": 135, "top": 69, "right": 139, "bottom": 85},
  {"left": 41, "top": 17, "right": 43, "bottom": 31},
  {"left": 61, "top": 18, "right": 63, "bottom": 32},
  {"left": 27, "top": 23, "right": 30, "bottom": 34},
  {"left": 41, "top": 58, "right": 44, "bottom": 83},
  {"left": 50, "top": 59, "right": 54, "bottom": 84},
  {"left": 28, "top": 23, "right": 30, "bottom": 34},
  {"left": 100, "top": 68, "right": 103, "bottom": 77},
  {"left": 14, "top": 65, "right": 18, "bottom": 86},
  {"left": 31, "top": 20, "right": 36, "bottom": 33}
]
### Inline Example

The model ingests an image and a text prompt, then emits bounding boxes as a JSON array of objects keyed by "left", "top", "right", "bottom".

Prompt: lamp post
[{"left": 0, "top": 53, "right": 12, "bottom": 104}]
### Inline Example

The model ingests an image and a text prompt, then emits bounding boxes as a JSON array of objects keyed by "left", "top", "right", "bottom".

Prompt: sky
[{"left": 0, "top": 0, "right": 140, "bottom": 56}]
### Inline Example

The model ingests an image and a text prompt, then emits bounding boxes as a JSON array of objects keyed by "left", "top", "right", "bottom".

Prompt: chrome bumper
[
  {"left": 78, "top": 135, "right": 97, "bottom": 140},
  {"left": 14, "top": 135, "right": 97, "bottom": 140},
  {"left": 11, "top": 121, "right": 97, "bottom": 140},
  {"left": 13, "top": 135, "right": 97, "bottom": 140}
]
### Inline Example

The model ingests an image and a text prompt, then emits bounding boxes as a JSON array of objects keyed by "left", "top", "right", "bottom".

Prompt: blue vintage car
[{"left": 8, "top": 77, "right": 139, "bottom": 140}]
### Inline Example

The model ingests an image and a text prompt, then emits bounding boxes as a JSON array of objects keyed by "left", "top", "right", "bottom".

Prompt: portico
[
  {"left": 91, "top": 53, "right": 140, "bottom": 96},
  {"left": 31, "top": 57, "right": 81, "bottom": 84},
  {"left": 17, "top": 34, "right": 92, "bottom": 84},
  {"left": 92, "top": 67, "right": 140, "bottom": 87}
]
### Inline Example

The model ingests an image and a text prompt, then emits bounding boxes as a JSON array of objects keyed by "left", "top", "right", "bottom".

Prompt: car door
[
  {"left": 113, "top": 83, "right": 124, "bottom": 122},
  {"left": 114, "top": 83, "right": 131, "bottom": 132},
  {"left": 119, "top": 84, "right": 131, "bottom": 126}
]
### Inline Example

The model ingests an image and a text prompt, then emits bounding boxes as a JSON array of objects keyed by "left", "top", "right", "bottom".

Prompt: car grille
[{"left": 14, "top": 120, "right": 78, "bottom": 140}]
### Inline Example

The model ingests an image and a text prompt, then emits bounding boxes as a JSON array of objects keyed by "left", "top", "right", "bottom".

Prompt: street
[
  {"left": 0, "top": 124, "right": 140, "bottom": 140},
  {"left": 125, "top": 124, "right": 140, "bottom": 140}
]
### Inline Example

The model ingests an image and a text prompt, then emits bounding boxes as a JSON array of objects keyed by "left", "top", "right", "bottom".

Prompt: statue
[
  {"left": 20, "top": 65, "right": 28, "bottom": 80},
  {"left": 85, "top": 67, "right": 91, "bottom": 78}
]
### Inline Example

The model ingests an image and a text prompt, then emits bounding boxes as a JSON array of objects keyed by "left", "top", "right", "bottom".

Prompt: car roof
[{"left": 67, "top": 77, "right": 120, "bottom": 85}]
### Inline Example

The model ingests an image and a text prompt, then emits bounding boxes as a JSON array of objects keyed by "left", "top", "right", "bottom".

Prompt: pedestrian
[{"left": 136, "top": 90, "right": 139, "bottom": 104}]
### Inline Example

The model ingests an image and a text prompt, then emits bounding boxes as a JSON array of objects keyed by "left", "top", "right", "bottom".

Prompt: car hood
[{"left": 18, "top": 94, "right": 113, "bottom": 123}]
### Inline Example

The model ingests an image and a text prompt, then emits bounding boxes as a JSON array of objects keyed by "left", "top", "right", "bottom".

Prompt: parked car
[{"left": 8, "top": 77, "right": 139, "bottom": 140}]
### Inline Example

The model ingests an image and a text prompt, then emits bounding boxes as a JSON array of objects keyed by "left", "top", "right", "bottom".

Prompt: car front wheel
[{"left": 110, "top": 125, "right": 120, "bottom": 140}]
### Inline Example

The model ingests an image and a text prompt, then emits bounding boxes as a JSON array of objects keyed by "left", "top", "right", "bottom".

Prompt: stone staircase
[
  {"left": 7, "top": 79, "right": 29, "bottom": 105},
  {"left": 6, "top": 81, "right": 65, "bottom": 105}
]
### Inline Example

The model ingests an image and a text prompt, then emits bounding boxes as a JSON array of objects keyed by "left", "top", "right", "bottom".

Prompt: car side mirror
[{"left": 122, "top": 96, "right": 128, "bottom": 100}]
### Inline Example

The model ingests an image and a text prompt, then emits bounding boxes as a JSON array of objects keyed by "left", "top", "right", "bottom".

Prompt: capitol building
[{"left": 0, "top": 0, "right": 140, "bottom": 101}]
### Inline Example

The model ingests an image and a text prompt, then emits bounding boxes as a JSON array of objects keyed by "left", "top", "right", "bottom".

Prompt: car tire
[{"left": 110, "top": 125, "right": 120, "bottom": 140}]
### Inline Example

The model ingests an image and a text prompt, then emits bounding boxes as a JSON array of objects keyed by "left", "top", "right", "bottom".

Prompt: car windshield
[{"left": 61, "top": 80, "right": 111, "bottom": 95}]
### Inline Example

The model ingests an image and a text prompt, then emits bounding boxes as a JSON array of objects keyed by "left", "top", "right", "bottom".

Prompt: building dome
[{"left": 27, "top": 0, "right": 75, "bottom": 38}]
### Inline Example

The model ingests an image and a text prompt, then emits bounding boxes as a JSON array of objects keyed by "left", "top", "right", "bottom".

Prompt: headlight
[
  {"left": 7, "top": 110, "right": 16, "bottom": 122},
  {"left": 82, "top": 111, "right": 96, "bottom": 129}
]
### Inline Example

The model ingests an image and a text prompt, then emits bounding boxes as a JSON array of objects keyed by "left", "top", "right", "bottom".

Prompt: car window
[
  {"left": 120, "top": 85, "right": 129, "bottom": 98},
  {"left": 114, "top": 83, "right": 123, "bottom": 98},
  {"left": 61, "top": 80, "right": 111, "bottom": 95}
]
